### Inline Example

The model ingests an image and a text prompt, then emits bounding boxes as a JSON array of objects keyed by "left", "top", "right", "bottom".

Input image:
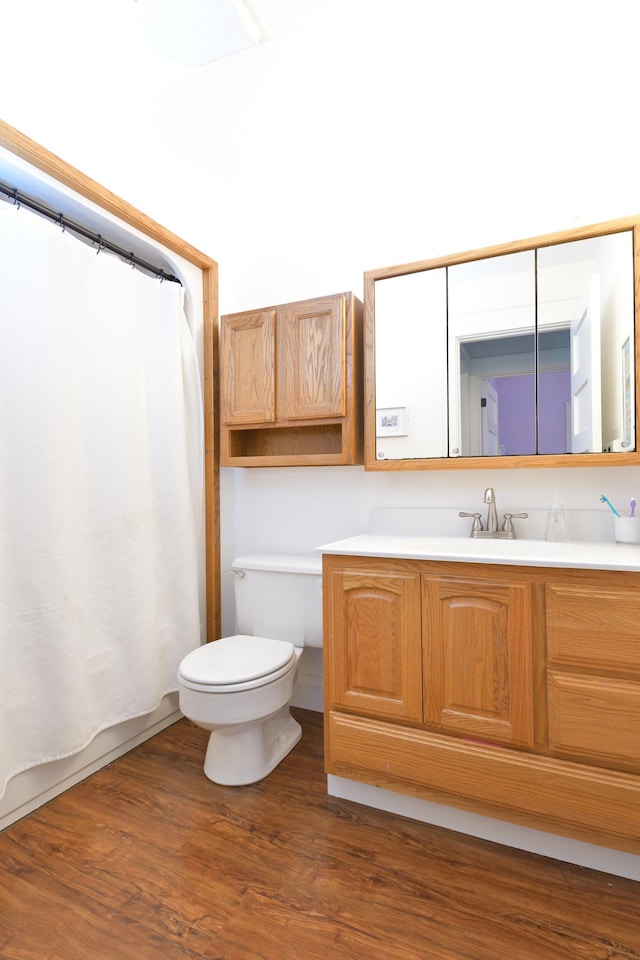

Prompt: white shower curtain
[{"left": 0, "top": 201, "right": 204, "bottom": 798}]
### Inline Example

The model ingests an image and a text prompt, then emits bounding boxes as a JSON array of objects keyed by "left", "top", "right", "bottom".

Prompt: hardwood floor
[{"left": 1, "top": 708, "right": 638, "bottom": 960}]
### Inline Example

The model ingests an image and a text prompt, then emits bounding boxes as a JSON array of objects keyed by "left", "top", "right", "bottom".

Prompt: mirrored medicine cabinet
[{"left": 364, "top": 217, "right": 640, "bottom": 470}]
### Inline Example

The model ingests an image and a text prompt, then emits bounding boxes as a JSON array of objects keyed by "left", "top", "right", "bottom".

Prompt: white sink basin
[{"left": 316, "top": 533, "right": 640, "bottom": 571}]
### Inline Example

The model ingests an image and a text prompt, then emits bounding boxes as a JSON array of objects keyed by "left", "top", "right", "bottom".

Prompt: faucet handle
[
  {"left": 502, "top": 512, "right": 528, "bottom": 534},
  {"left": 459, "top": 511, "right": 483, "bottom": 534}
]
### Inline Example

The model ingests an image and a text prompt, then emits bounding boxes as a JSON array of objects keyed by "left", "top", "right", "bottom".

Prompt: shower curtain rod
[{"left": 0, "top": 181, "right": 181, "bottom": 284}]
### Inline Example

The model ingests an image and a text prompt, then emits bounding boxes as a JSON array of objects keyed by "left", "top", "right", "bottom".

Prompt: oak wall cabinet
[
  {"left": 221, "top": 292, "right": 362, "bottom": 466},
  {"left": 323, "top": 553, "right": 640, "bottom": 854}
]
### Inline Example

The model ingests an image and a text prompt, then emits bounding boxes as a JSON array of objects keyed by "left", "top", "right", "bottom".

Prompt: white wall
[
  {"left": 3, "top": 0, "right": 639, "bottom": 629},
  {"left": 2, "top": 0, "right": 639, "bottom": 657}
]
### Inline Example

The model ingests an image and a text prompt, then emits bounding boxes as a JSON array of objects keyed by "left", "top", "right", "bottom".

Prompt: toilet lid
[{"left": 178, "top": 635, "right": 296, "bottom": 687}]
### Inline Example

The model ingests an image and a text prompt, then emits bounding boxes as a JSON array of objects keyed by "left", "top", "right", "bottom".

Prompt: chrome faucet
[
  {"left": 459, "top": 488, "right": 529, "bottom": 539},
  {"left": 484, "top": 487, "right": 498, "bottom": 533}
]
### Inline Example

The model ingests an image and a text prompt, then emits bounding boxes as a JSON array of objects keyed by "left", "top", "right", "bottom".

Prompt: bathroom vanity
[{"left": 320, "top": 536, "right": 640, "bottom": 855}]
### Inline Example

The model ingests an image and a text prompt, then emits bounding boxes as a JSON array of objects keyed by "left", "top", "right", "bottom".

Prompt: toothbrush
[
  {"left": 600, "top": 494, "right": 621, "bottom": 517},
  {"left": 630, "top": 498, "right": 636, "bottom": 519}
]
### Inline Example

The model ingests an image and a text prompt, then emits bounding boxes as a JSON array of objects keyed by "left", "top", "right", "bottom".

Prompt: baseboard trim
[
  {"left": 291, "top": 672, "right": 324, "bottom": 713},
  {"left": 328, "top": 774, "right": 640, "bottom": 882}
]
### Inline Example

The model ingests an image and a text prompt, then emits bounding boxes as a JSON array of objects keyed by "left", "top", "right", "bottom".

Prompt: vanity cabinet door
[
  {"left": 546, "top": 580, "right": 640, "bottom": 772},
  {"left": 546, "top": 582, "right": 640, "bottom": 673},
  {"left": 547, "top": 672, "right": 640, "bottom": 773},
  {"left": 324, "top": 564, "right": 422, "bottom": 722},
  {"left": 422, "top": 576, "right": 535, "bottom": 747}
]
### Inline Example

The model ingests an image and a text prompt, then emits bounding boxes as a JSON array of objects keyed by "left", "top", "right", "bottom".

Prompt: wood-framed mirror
[{"left": 364, "top": 217, "right": 639, "bottom": 471}]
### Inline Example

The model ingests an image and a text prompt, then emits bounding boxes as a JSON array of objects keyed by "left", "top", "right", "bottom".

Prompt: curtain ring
[
  {"left": 58, "top": 213, "right": 65, "bottom": 233},
  {"left": 12, "top": 187, "right": 20, "bottom": 210}
]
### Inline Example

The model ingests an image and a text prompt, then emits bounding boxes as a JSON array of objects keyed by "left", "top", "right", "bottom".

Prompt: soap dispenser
[{"left": 544, "top": 490, "right": 568, "bottom": 542}]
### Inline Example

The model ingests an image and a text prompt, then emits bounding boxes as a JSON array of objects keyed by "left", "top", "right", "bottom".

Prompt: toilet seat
[{"left": 178, "top": 635, "right": 297, "bottom": 693}]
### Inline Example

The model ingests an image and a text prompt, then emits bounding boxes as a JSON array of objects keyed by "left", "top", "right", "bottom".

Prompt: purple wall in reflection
[{"left": 492, "top": 371, "right": 570, "bottom": 455}]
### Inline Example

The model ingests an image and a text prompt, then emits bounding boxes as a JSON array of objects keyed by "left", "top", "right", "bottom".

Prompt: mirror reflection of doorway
[
  {"left": 480, "top": 380, "right": 499, "bottom": 454},
  {"left": 569, "top": 278, "right": 602, "bottom": 453},
  {"left": 460, "top": 329, "right": 571, "bottom": 456}
]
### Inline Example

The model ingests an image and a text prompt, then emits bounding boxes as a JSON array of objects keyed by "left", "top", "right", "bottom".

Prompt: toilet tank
[{"left": 231, "top": 554, "right": 323, "bottom": 648}]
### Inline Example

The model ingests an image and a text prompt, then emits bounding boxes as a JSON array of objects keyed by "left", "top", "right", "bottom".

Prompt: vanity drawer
[
  {"left": 546, "top": 583, "right": 640, "bottom": 674},
  {"left": 548, "top": 671, "right": 640, "bottom": 771}
]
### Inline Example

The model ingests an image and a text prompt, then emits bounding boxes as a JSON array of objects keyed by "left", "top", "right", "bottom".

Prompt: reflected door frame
[
  {"left": 452, "top": 326, "right": 535, "bottom": 457},
  {"left": 453, "top": 327, "right": 574, "bottom": 457}
]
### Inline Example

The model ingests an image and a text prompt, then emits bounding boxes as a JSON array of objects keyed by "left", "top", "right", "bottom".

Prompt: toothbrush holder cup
[{"left": 614, "top": 517, "right": 640, "bottom": 544}]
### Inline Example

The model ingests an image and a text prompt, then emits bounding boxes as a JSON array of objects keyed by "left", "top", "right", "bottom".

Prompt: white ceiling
[{"left": 131, "top": 0, "right": 268, "bottom": 68}]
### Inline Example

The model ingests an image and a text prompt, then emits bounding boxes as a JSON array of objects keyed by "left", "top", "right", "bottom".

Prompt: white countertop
[{"left": 316, "top": 534, "right": 640, "bottom": 571}]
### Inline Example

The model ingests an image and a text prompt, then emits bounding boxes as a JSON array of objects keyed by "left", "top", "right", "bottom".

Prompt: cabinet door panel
[
  {"left": 546, "top": 583, "right": 640, "bottom": 674},
  {"left": 423, "top": 577, "right": 535, "bottom": 747},
  {"left": 548, "top": 671, "right": 640, "bottom": 771},
  {"left": 326, "top": 568, "right": 422, "bottom": 721},
  {"left": 221, "top": 311, "right": 276, "bottom": 424},
  {"left": 280, "top": 297, "right": 345, "bottom": 420}
]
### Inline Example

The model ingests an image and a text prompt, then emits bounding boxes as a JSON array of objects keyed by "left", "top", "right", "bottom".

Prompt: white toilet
[{"left": 177, "top": 553, "right": 323, "bottom": 786}]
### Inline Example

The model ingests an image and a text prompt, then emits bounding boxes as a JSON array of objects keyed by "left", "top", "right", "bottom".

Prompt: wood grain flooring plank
[{"left": 0, "top": 709, "right": 638, "bottom": 960}]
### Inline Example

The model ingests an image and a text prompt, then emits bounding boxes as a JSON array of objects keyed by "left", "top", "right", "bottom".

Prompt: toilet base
[{"left": 202, "top": 706, "right": 302, "bottom": 786}]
